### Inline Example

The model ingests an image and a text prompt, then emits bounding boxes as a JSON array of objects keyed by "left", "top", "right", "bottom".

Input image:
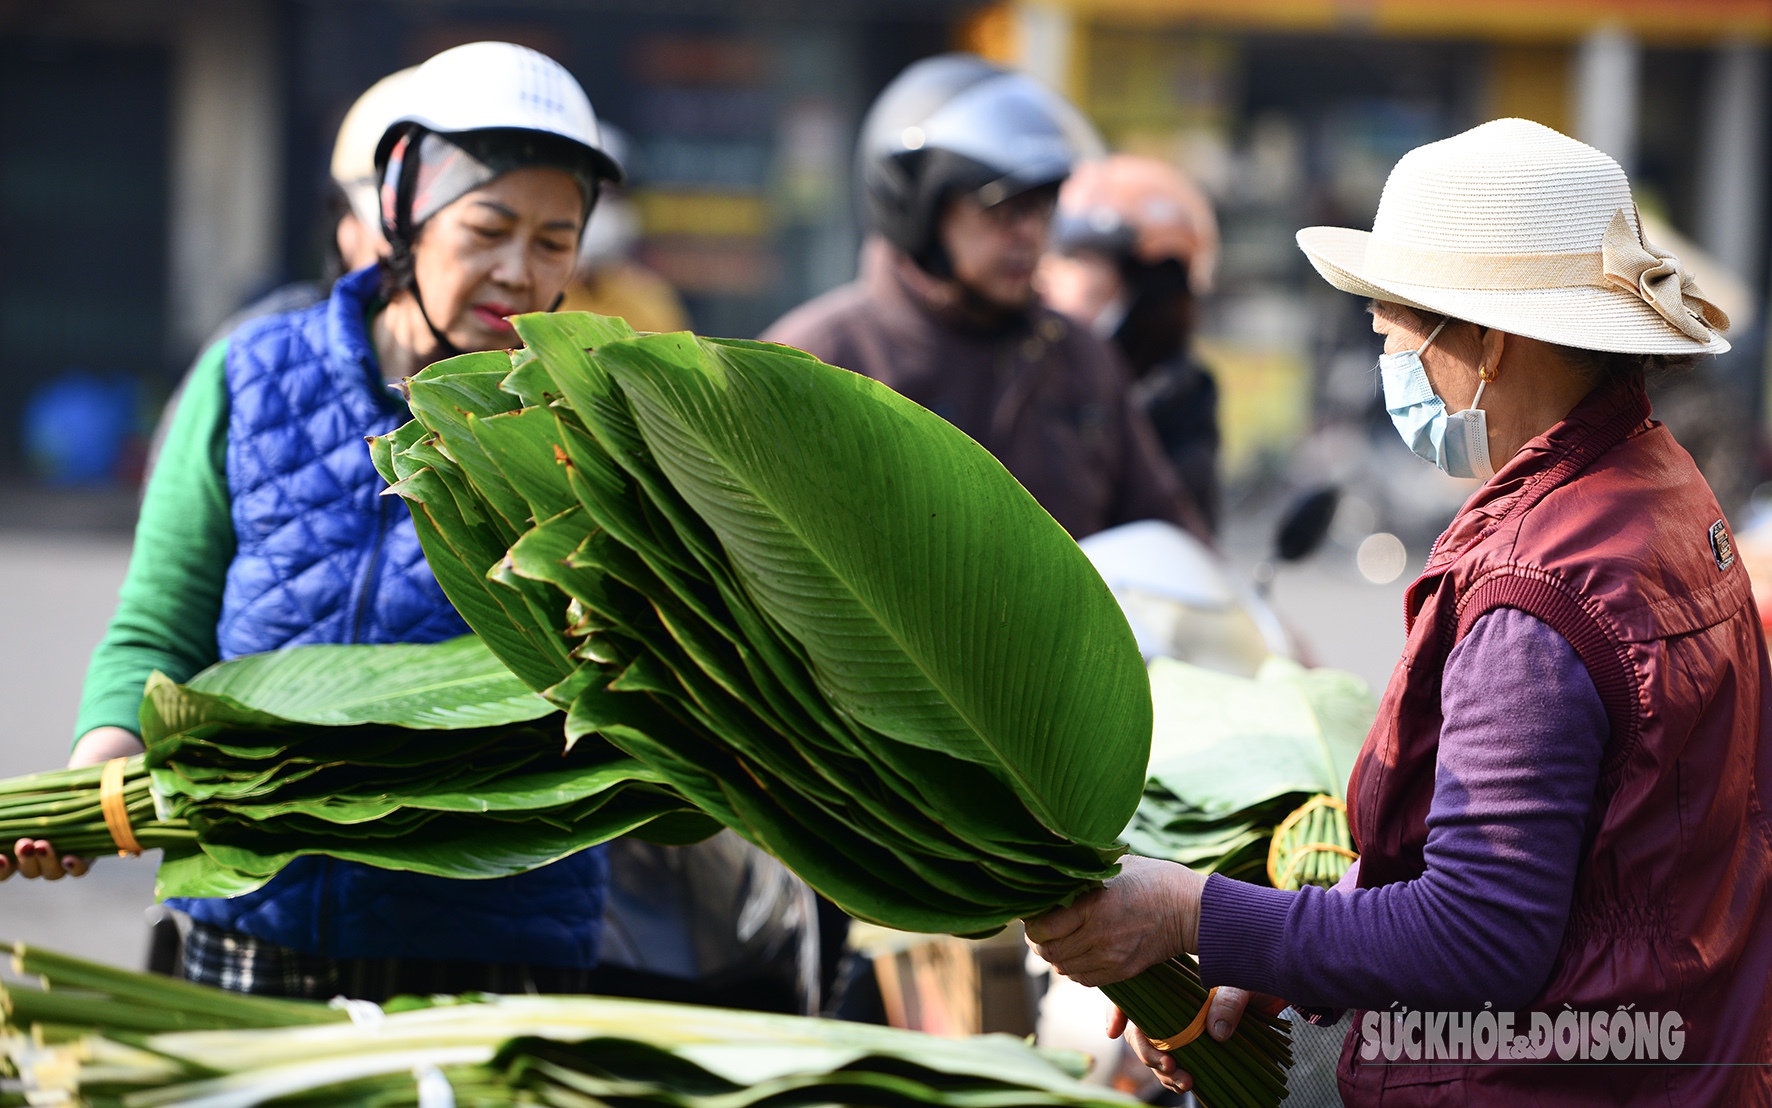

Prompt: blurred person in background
[
  {"left": 557, "top": 124, "right": 690, "bottom": 333},
  {"left": 1041, "top": 156, "right": 1222, "bottom": 533},
  {"left": 6, "top": 42, "right": 628, "bottom": 1004},
  {"left": 763, "top": 54, "right": 1207, "bottom": 543},
  {"left": 325, "top": 67, "right": 411, "bottom": 277},
  {"left": 216, "top": 65, "right": 412, "bottom": 343},
  {"left": 1028, "top": 120, "right": 1770, "bottom": 1104},
  {"left": 144, "top": 67, "right": 413, "bottom": 476}
]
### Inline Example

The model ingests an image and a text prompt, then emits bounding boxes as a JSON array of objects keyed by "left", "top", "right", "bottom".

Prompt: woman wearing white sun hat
[{"left": 1028, "top": 118, "right": 1772, "bottom": 1104}]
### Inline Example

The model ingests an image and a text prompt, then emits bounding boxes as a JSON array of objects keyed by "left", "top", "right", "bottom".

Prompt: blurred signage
[
  {"left": 643, "top": 139, "right": 771, "bottom": 189},
  {"left": 627, "top": 34, "right": 781, "bottom": 298},
  {"left": 639, "top": 241, "right": 783, "bottom": 296},
  {"left": 631, "top": 36, "right": 766, "bottom": 86},
  {"left": 634, "top": 191, "right": 770, "bottom": 237},
  {"left": 636, "top": 88, "right": 772, "bottom": 139},
  {"left": 1055, "top": 0, "right": 1772, "bottom": 40}
]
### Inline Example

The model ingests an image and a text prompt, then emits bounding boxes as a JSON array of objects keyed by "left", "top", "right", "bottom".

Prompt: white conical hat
[{"left": 1297, "top": 118, "right": 1730, "bottom": 355}]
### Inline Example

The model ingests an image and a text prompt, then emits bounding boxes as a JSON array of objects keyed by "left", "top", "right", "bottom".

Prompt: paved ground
[
  {"left": 1224, "top": 507, "right": 1418, "bottom": 694},
  {"left": 0, "top": 533, "right": 161, "bottom": 970},
  {"left": 1268, "top": 549, "right": 1413, "bottom": 692}
]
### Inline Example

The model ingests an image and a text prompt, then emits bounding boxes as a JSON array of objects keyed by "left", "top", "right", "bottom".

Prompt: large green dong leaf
[
  {"left": 169, "top": 635, "right": 553, "bottom": 731},
  {"left": 594, "top": 332, "right": 1150, "bottom": 848}
]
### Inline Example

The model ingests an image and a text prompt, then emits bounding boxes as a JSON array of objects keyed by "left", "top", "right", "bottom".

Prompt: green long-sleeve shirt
[{"left": 76, "top": 340, "right": 235, "bottom": 740}]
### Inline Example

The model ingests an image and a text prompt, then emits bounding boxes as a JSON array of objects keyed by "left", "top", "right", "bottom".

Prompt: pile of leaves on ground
[
  {"left": 0, "top": 941, "right": 1139, "bottom": 1108},
  {"left": 1126, "top": 657, "right": 1372, "bottom": 891}
]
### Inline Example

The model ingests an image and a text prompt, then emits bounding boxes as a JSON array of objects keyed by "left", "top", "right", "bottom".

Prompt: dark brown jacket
[
  {"left": 761, "top": 242, "right": 1206, "bottom": 540},
  {"left": 1342, "top": 375, "right": 1772, "bottom": 1105}
]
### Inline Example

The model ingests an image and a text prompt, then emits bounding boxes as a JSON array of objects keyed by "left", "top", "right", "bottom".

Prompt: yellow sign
[
  {"left": 1055, "top": 0, "right": 1772, "bottom": 43},
  {"left": 634, "top": 191, "right": 771, "bottom": 238},
  {"left": 1195, "top": 337, "right": 1313, "bottom": 482}
]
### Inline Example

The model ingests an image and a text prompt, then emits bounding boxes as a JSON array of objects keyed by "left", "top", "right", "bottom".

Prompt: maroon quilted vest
[{"left": 1338, "top": 375, "right": 1772, "bottom": 1105}]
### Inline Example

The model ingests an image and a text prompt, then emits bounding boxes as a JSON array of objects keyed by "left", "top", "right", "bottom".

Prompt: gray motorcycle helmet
[{"left": 858, "top": 53, "right": 1102, "bottom": 275}]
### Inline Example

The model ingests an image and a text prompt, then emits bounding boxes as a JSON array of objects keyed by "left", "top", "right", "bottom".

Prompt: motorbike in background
[{"left": 1079, "top": 487, "right": 1339, "bottom": 677}]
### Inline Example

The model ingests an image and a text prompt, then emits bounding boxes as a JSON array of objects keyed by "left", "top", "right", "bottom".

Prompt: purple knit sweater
[{"left": 1196, "top": 607, "right": 1608, "bottom": 1012}]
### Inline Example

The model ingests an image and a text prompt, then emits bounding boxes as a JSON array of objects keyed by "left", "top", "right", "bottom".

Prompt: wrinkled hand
[
  {"left": 1024, "top": 856, "right": 1204, "bottom": 986},
  {"left": 0, "top": 727, "right": 144, "bottom": 883},
  {"left": 1108, "top": 993, "right": 1261, "bottom": 1096}
]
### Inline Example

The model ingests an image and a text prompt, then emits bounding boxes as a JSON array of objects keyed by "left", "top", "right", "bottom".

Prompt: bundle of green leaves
[
  {"left": 0, "top": 636, "right": 706, "bottom": 899},
  {"left": 0, "top": 941, "right": 1139, "bottom": 1108},
  {"left": 1125, "top": 657, "right": 1372, "bottom": 890},
  {"left": 372, "top": 313, "right": 1290, "bottom": 1105}
]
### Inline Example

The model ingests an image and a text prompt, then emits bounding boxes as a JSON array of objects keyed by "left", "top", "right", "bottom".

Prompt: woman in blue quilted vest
[{"left": 10, "top": 43, "right": 627, "bottom": 1002}]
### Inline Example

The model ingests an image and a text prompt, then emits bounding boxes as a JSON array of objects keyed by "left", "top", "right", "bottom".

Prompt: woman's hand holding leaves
[{"left": 1025, "top": 856, "right": 1204, "bottom": 987}]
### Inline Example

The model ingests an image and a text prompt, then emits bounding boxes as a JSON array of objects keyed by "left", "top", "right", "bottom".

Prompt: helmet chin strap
[
  {"left": 386, "top": 126, "right": 464, "bottom": 366},
  {"left": 410, "top": 276, "right": 464, "bottom": 363}
]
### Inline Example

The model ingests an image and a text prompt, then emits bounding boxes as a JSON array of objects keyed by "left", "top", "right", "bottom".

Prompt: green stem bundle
[
  {"left": 1, "top": 942, "right": 1140, "bottom": 1108},
  {"left": 0, "top": 758, "right": 193, "bottom": 861},
  {"left": 1265, "top": 794, "right": 1355, "bottom": 892},
  {"left": 1099, "top": 958, "right": 1292, "bottom": 1108},
  {"left": 4, "top": 942, "right": 338, "bottom": 1035}
]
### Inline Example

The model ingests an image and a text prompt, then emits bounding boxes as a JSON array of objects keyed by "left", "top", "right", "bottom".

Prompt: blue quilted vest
[{"left": 170, "top": 265, "right": 609, "bottom": 968}]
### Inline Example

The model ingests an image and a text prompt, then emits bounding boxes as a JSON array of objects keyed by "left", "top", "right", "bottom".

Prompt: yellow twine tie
[
  {"left": 1147, "top": 987, "right": 1220, "bottom": 1051},
  {"left": 99, "top": 758, "right": 142, "bottom": 857},
  {"left": 1266, "top": 794, "right": 1354, "bottom": 888}
]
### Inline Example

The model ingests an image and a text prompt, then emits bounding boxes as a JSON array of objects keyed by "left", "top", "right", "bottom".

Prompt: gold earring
[{"left": 1479, "top": 362, "right": 1495, "bottom": 382}]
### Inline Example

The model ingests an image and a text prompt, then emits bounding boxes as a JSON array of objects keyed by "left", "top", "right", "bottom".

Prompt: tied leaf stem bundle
[{"left": 0, "top": 636, "right": 708, "bottom": 898}]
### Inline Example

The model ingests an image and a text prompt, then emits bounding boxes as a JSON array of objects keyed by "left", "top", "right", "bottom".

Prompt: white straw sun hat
[{"left": 1297, "top": 118, "right": 1730, "bottom": 356}]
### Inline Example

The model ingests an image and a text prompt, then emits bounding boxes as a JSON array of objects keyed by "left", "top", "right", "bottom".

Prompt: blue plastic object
[{"left": 23, "top": 370, "right": 140, "bottom": 486}]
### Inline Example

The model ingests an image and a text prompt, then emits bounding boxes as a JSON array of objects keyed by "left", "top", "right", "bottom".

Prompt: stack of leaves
[
  {"left": 372, "top": 313, "right": 1290, "bottom": 1106},
  {"left": 0, "top": 636, "right": 707, "bottom": 900},
  {"left": 1124, "top": 657, "right": 1372, "bottom": 891},
  {"left": 1, "top": 941, "right": 1139, "bottom": 1108}
]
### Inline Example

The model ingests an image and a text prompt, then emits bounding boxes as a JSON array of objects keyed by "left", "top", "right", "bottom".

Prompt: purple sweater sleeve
[{"left": 1196, "top": 608, "right": 1608, "bottom": 1012}]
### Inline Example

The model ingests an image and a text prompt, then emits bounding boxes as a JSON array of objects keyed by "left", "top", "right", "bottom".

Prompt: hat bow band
[
  {"left": 1600, "top": 209, "right": 1729, "bottom": 342},
  {"left": 1357, "top": 208, "right": 1727, "bottom": 343}
]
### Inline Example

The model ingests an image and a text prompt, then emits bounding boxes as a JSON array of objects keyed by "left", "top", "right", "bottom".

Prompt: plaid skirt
[{"left": 182, "top": 920, "right": 594, "bottom": 1003}]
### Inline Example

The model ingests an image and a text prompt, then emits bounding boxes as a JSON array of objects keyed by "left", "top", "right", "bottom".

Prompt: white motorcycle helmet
[
  {"left": 373, "top": 43, "right": 623, "bottom": 244},
  {"left": 374, "top": 41, "right": 623, "bottom": 188},
  {"left": 371, "top": 42, "right": 625, "bottom": 353}
]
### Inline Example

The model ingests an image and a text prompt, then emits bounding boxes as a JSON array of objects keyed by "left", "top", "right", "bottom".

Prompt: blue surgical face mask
[{"left": 1378, "top": 319, "right": 1494, "bottom": 480}]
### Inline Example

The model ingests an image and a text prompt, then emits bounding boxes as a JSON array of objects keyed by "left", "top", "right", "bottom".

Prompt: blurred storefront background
[
  {"left": 0, "top": 0, "right": 960, "bottom": 509},
  {"left": 972, "top": 0, "right": 1772, "bottom": 542},
  {"left": 2, "top": 0, "right": 1769, "bottom": 551}
]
